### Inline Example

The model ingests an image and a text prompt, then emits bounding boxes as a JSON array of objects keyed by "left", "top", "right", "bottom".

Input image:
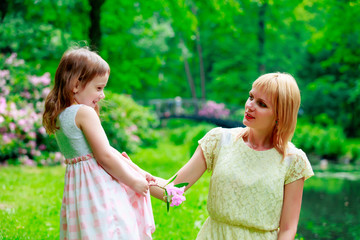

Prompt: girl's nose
[{"left": 100, "top": 91, "right": 105, "bottom": 99}]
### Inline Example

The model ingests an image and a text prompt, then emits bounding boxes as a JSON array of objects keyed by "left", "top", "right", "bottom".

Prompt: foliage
[
  {"left": 100, "top": 92, "right": 160, "bottom": 154},
  {"left": 292, "top": 118, "right": 346, "bottom": 161},
  {"left": 2, "top": 0, "right": 360, "bottom": 140},
  {"left": 0, "top": 53, "right": 61, "bottom": 166}
]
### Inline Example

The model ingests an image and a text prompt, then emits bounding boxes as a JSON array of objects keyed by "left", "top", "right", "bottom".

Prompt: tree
[{"left": 89, "top": 0, "right": 106, "bottom": 50}]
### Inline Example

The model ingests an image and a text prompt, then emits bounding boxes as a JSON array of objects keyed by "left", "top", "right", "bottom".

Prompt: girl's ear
[{"left": 72, "top": 81, "right": 80, "bottom": 94}]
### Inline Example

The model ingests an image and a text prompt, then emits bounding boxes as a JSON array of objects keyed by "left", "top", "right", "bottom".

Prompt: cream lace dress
[{"left": 196, "top": 127, "right": 314, "bottom": 240}]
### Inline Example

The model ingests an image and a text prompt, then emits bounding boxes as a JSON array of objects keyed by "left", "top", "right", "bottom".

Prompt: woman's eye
[
  {"left": 249, "top": 95, "right": 254, "bottom": 100},
  {"left": 259, "top": 101, "right": 267, "bottom": 108}
]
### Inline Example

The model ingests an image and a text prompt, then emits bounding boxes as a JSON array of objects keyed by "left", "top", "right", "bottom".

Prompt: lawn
[
  {"left": 1, "top": 130, "right": 360, "bottom": 239},
  {"left": 0, "top": 138, "right": 210, "bottom": 240}
]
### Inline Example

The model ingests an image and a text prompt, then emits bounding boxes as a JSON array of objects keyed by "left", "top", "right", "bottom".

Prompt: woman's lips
[{"left": 245, "top": 113, "right": 255, "bottom": 120}]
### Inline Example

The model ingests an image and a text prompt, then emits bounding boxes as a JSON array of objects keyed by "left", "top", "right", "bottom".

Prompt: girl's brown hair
[
  {"left": 42, "top": 47, "right": 110, "bottom": 134},
  {"left": 239, "top": 72, "right": 301, "bottom": 158}
]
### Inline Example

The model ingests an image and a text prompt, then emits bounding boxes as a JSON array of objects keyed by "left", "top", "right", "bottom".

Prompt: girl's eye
[{"left": 249, "top": 95, "right": 254, "bottom": 100}]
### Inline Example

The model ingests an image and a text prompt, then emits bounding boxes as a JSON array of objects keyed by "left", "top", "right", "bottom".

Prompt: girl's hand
[
  {"left": 131, "top": 177, "right": 150, "bottom": 197},
  {"left": 145, "top": 173, "right": 157, "bottom": 186}
]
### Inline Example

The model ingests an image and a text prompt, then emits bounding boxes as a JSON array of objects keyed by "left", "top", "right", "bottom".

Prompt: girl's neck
[{"left": 244, "top": 129, "right": 273, "bottom": 150}]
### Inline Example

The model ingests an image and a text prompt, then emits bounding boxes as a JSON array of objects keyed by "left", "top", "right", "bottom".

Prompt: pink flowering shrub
[
  {"left": 0, "top": 53, "right": 62, "bottom": 166},
  {"left": 198, "top": 100, "right": 230, "bottom": 119},
  {"left": 0, "top": 53, "right": 159, "bottom": 165}
]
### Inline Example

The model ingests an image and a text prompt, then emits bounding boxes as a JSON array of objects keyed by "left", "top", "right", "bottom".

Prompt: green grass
[
  {"left": 0, "top": 133, "right": 210, "bottom": 239},
  {"left": 2, "top": 128, "right": 360, "bottom": 239},
  {"left": 0, "top": 166, "right": 64, "bottom": 239}
]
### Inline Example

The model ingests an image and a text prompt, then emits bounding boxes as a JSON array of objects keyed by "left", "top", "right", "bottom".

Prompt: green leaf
[
  {"left": 174, "top": 182, "right": 189, "bottom": 188},
  {"left": 166, "top": 200, "right": 170, "bottom": 212},
  {"left": 166, "top": 174, "right": 178, "bottom": 186}
]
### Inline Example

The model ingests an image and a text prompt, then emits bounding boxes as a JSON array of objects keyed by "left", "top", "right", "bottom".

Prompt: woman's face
[{"left": 243, "top": 87, "right": 276, "bottom": 133}]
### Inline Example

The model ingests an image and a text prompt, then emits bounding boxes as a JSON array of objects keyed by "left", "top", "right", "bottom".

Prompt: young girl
[{"left": 43, "top": 47, "right": 155, "bottom": 240}]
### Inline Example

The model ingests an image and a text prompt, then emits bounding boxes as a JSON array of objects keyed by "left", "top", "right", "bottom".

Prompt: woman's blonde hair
[
  {"left": 42, "top": 46, "right": 110, "bottom": 134},
  {"left": 240, "top": 72, "right": 301, "bottom": 158}
]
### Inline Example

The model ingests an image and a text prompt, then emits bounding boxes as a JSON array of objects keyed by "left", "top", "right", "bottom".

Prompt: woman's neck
[{"left": 244, "top": 129, "right": 273, "bottom": 151}]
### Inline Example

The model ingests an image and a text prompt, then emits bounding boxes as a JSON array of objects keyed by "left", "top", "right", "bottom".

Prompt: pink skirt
[{"left": 60, "top": 154, "right": 155, "bottom": 240}]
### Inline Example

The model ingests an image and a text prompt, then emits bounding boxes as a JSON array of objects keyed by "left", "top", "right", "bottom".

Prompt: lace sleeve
[
  {"left": 285, "top": 148, "right": 314, "bottom": 185},
  {"left": 198, "top": 127, "right": 223, "bottom": 172}
]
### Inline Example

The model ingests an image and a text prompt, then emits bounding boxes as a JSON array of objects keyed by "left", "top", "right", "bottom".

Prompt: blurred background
[{"left": 0, "top": 0, "right": 359, "bottom": 239}]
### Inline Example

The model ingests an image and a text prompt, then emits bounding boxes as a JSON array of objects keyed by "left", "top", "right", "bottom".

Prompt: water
[{"left": 298, "top": 173, "right": 360, "bottom": 240}]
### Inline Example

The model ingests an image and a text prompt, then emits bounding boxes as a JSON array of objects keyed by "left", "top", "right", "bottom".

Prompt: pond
[{"left": 298, "top": 167, "right": 360, "bottom": 239}]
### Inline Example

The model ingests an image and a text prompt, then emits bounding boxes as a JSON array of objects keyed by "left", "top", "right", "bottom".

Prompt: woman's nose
[{"left": 245, "top": 99, "right": 254, "bottom": 111}]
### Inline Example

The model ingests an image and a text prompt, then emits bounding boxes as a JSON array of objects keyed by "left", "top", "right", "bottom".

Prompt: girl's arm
[
  {"left": 149, "top": 145, "right": 207, "bottom": 200},
  {"left": 76, "top": 105, "right": 149, "bottom": 196},
  {"left": 113, "top": 149, "right": 156, "bottom": 183},
  {"left": 278, "top": 178, "right": 305, "bottom": 240}
]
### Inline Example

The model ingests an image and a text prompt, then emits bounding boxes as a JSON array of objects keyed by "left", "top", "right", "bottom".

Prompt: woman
[{"left": 150, "top": 72, "right": 314, "bottom": 239}]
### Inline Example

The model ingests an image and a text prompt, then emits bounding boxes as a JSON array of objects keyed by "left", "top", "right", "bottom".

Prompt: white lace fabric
[{"left": 196, "top": 127, "right": 314, "bottom": 240}]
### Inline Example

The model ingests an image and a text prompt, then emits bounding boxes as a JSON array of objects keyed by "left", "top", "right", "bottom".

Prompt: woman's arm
[
  {"left": 278, "top": 178, "right": 305, "bottom": 240},
  {"left": 149, "top": 145, "right": 208, "bottom": 200},
  {"left": 76, "top": 105, "right": 149, "bottom": 196}
]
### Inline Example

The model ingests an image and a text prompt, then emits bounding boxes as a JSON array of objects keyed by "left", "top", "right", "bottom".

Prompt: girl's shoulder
[{"left": 75, "top": 105, "right": 98, "bottom": 123}]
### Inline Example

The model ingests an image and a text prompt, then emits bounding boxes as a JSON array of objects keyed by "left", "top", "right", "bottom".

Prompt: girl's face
[
  {"left": 73, "top": 73, "right": 109, "bottom": 108},
  {"left": 243, "top": 87, "right": 276, "bottom": 132}
]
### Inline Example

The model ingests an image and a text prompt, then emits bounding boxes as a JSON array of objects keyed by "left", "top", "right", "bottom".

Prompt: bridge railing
[{"left": 144, "top": 97, "right": 245, "bottom": 128}]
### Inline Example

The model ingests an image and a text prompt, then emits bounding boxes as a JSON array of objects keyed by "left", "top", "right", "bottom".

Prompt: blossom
[
  {"left": 0, "top": 97, "right": 6, "bottom": 114},
  {"left": 161, "top": 175, "right": 188, "bottom": 211},
  {"left": 170, "top": 194, "right": 186, "bottom": 207},
  {"left": 166, "top": 183, "right": 185, "bottom": 196}
]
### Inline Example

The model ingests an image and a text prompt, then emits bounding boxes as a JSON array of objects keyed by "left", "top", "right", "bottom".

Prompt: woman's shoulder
[
  {"left": 285, "top": 142, "right": 309, "bottom": 164},
  {"left": 207, "top": 127, "right": 245, "bottom": 135}
]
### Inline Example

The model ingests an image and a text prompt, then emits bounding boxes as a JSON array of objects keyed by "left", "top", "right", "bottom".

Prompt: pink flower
[
  {"left": 165, "top": 183, "right": 186, "bottom": 207},
  {"left": 170, "top": 194, "right": 186, "bottom": 207},
  {"left": 2, "top": 134, "right": 11, "bottom": 144},
  {"left": 38, "top": 144, "right": 46, "bottom": 150},
  {"left": 38, "top": 127, "right": 46, "bottom": 135},
  {"left": 9, "top": 122, "right": 16, "bottom": 131},
  {"left": 0, "top": 97, "right": 6, "bottom": 114},
  {"left": 0, "top": 70, "right": 10, "bottom": 79}
]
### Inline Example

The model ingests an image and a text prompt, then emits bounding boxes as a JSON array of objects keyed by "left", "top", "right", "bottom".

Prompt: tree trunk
[
  {"left": 181, "top": 38, "right": 197, "bottom": 100},
  {"left": 0, "top": 0, "right": 8, "bottom": 22},
  {"left": 192, "top": 6, "right": 206, "bottom": 100},
  {"left": 258, "top": 2, "right": 267, "bottom": 75},
  {"left": 88, "top": 0, "right": 105, "bottom": 50}
]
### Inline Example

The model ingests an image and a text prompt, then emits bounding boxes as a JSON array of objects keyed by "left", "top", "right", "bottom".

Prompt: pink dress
[{"left": 55, "top": 105, "right": 155, "bottom": 240}]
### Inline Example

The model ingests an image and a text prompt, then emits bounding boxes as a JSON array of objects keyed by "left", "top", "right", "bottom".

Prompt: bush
[
  {"left": 0, "top": 53, "right": 160, "bottom": 165},
  {"left": 0, "top": 53, "right": 62, "bottom": 166},
  {"left": 292, "top": 119, "right": 346, "bottom": 161},
  {"left": 186, "top": 124, "right": 215, "bottom": 155},
  {"left": 100, "top": 92, "right": 160, "bottom": 154}
]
